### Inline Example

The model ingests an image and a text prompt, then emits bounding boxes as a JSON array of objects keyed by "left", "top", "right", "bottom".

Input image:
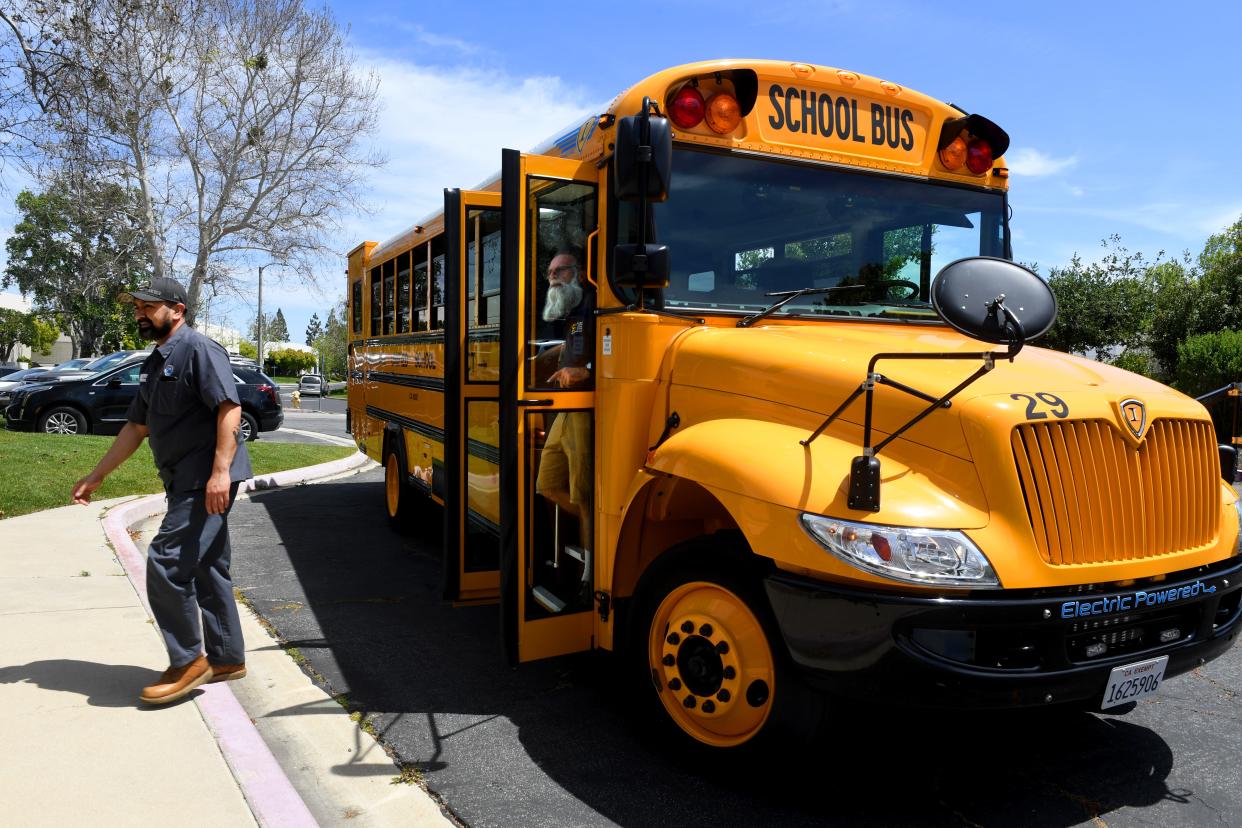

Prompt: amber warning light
[
  {"left": 936, "top": 113, "right": 1009, "bottom": 176},
  {"left": 669, "top": 84, "right": 742, "bottom": 135}
]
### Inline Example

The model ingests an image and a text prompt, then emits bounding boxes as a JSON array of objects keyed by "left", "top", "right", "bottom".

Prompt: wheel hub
[
  {"left": 676, "top": 634, "right": 724, "bottom": 698},
  {"left": 647, "top": 580, "right": 777, "bottom": 747}
]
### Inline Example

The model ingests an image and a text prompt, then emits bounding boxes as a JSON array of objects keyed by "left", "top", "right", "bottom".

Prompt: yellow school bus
[{"left": 347, "top": 59, "right": 1242, "bottom": 750}]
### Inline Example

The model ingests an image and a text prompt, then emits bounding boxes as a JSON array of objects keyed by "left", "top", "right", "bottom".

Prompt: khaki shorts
[{"left": 535, "top": 411, "right": 592, "bottom": 506}]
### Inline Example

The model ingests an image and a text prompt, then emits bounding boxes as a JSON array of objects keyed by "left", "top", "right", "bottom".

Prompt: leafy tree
[
  {"left": 1041, "top": 237, "right": 1155, "bottom": 357},
  {"left": 1174, "top": 330, "right": 1242, "bottom": 396},
  {"left": 1195, "top": 216, "right": 1242, "bottom": 335},
  {"left": 266, "top": 346, "right": 315, "bottom": 375},
  {"left": 1146, "top": 259, "right": 1201, "bottom": 376},
  {"left": 0, "top": 0, "right": 383, "bottom": 323},
  {"left": 0, "top": 308, "right": 59, "bottom": 363},
  {"left": 313, "top": 301, "right": 347, "bottom": 379},
  {"left": 249, "top": 313, "right": 272, "bottom": 343},
  {"left": 1107, "top": 349, "right": 1157, "bottom": 379},
  {"left": 304, "top": 312, "right": 322, "bottom": 346},
  {"left": 3, "top": 178, "right": 147, "bottom": 356},
  {"left": 269, "top": 308, "right": 289, "bottom": 342},
  {"left": 237, "top": 339, "right": 258, "bottom": 361}
]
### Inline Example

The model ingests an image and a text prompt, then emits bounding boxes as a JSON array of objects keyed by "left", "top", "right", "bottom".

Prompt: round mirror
[{"left": 931, "top": 257, "right": 1057, "bottom": 344}]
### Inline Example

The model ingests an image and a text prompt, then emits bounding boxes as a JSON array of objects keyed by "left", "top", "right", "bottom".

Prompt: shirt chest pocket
[{"left": 151, "top": 375, "right": 197, "bottom": 415}]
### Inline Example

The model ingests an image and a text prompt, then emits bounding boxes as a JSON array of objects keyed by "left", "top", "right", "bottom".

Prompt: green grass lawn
[{"left": 0, "top": 430, "right": 354, "bottom": 519}]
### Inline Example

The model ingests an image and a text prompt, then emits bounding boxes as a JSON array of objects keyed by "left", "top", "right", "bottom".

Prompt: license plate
[{"left": 1100, "top": 655, "right": 1168, "bottom": 709}]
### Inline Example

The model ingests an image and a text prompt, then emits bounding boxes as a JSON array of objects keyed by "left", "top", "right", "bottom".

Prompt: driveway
[{"left": 227, "top": 470, "right": 1242, "bottom": 828}]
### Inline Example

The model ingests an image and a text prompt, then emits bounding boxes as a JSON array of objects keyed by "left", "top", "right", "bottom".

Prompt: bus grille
[{"left": 1011, "top": 419, "right": 1219, "bottom": 565}]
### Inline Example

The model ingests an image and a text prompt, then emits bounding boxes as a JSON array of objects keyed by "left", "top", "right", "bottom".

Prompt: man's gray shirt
[{"left": 126, "top": 325, "right": 252, "bottom": 492}]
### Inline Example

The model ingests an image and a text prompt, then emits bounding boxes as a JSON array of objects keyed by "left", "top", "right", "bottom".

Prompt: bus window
[
  {"left": 413, "top": 244, "right": 429, "bottom": 332},
  {"left": 467, "top": 208, "right": 502, "bottom": 327},
  {"left": 351, "top": 279, "right": 362, "bottom": 334},
  {"left": 369, "top": 266, "right": 382, "bottom": 336},
  {"left": 526, "top": 178, "right": 597, "bottom": 393},
  {"left": 397, "top": 251, "right": 411, "bottom": 333},
  {"left": 382, "top": 258, "right": 395, "bottom": 335},
  {"left": 620, "top": 148, "right": 1005, "bottom": 317},
  {"left": 431, "top": 237, "right": 446, "bottom": 330}
]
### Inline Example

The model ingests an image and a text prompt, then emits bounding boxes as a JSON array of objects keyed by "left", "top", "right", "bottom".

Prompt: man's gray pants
[{"left": 146, "top": 483, "right": 245, "bottom": 668}]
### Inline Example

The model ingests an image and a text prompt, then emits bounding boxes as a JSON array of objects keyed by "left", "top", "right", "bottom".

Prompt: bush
[
  {"left": 1174, "top": 330, "right": 1242, "bottom": 396},
  {"left": 237, "top": 340, "right": 258, "bottom": 360},
  {"left": 266, "top": 346, "right": 316, "bottom": 376},
  {"left": 1108, "top": 349, "right": 1157, "bottom": 379}
]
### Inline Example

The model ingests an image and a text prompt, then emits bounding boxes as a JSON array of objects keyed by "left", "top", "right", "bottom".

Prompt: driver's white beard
[{"left": 543, "top": 281, "right": 583, "bottom": 321}]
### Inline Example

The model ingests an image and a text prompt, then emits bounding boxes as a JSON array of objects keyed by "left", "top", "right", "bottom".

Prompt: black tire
[
  {"left": 383, "top": 434, "right": 417, "bottom": 531},
  {"left": 39, "top": 406, "right": 87, "bottom": 435},
  {"left": 627, "top": 533, "right": 825, "bottom": 753},
  {"left": 239, "top": 411, "right": 259, "bottom": 442}
]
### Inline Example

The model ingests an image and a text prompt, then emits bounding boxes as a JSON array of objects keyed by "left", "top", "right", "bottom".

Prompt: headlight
[{"left": 800, "top": 514, "right": 1001, "bottom": 588}]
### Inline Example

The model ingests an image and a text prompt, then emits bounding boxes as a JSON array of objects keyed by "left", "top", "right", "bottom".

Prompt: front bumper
[
  {"left": 765, "top": 558, "right": 1242, "bottom": 709},
  {"left": 3, "top": 403, "right": 34, "bottom": 430}
]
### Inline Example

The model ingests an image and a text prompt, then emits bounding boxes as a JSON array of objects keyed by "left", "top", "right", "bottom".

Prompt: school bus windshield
[{"left": 619, "top": 148, "right": 1007, "bottom": 319}]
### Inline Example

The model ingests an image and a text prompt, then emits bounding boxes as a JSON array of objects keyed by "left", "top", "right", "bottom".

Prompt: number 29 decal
[{"left": 1011, "top": 392, "right": 1069, "bottom": 420}]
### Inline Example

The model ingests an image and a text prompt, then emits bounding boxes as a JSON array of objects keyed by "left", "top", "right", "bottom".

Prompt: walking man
[{"left": 72, "top": 277, "right": 252, "bottom": 704}]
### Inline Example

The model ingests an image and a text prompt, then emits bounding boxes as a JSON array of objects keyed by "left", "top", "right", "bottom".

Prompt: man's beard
[
  {"left": 137, "top": 319, "right": 172, "bottom": 341},
  {"left": 542, "top": 281, "right": 583, "bottom": 321}
]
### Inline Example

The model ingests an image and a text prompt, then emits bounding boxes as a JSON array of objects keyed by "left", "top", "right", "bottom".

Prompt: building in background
[{"left": 0, "top": 292, "right": 73, "bottom": 366}]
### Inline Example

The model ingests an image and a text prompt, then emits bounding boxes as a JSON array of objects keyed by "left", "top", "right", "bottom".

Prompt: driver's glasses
[{"left": 547, "top": 265, "right": 577, "bottom": 280}]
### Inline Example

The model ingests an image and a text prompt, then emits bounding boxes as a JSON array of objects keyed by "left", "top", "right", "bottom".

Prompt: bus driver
[{"left": 535, "top": 249, "right": 594, "bottom": 555}]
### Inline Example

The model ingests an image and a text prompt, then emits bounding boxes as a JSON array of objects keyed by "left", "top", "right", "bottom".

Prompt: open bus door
[
  {"left": 499, "top": 148, "right": 600, "bottom": 664},
  {"left": 443, "top": 188, "right": 504, "bottom": 604}
]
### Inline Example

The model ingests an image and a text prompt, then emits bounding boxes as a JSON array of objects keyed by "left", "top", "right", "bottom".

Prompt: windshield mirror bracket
[{"left": 802, "top": 294, "right": 1028, "bottom": 511}]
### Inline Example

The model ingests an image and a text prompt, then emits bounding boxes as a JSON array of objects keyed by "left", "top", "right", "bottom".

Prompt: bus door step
[
  {"left": 563, "top": 545, "right": 588, "bottom": 564},
  {"left": 532, "top": 586, "right": 567, "bottom": 614}
]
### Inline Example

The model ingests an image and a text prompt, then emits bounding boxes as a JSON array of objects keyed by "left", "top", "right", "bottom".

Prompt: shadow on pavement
[
  {"left": 229, "top": 474, "right": 1185, "bottom": 827},
  {"left": 0, "top": 660, "right": 203, "bottom": 709}
]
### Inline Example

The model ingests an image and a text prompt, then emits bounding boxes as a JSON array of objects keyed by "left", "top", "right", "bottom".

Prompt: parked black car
[
  {"left": 232, "top": 365, "right": 284, "bottom": 440},
  {"left": 4, "top": 359, "right": 283, "bottom": 439}
]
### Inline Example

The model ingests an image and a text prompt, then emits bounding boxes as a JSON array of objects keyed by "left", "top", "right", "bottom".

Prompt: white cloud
[
  {"left": 1006, "top": 148, "right": 1078, "bottom": 177},
  {"left": 230, "top": 56, "right": 603, "bottom": 342},
  {"left": 353, "top": 57, "right": 599, "bottom": 237},
  {"left": 1200, "top": 204, "right": 1242, "bottom": 236}
]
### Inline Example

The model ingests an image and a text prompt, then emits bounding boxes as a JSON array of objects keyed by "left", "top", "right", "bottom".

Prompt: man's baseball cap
[{"left": 119, "top": 277, "right": 188, "bottom": 306}]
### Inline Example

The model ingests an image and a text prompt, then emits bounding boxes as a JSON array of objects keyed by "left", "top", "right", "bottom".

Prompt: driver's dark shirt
[
  {"left": 556, "top": 291, "right": 596, "bottom": 371},
  {"left": 126, "top": 324, "right": 252, "bottom": 492}
]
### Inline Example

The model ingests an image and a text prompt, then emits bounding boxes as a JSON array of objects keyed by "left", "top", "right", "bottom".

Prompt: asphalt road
[{"left": 228, "top": 471, "right": 1242, "bottom": 828}]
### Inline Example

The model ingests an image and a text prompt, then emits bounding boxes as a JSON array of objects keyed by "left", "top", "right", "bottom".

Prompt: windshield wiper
[{"left": 736, "top": 284, "right": 867, "bottom": 328}]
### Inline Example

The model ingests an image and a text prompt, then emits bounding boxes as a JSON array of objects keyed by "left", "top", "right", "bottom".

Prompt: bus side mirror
[
  {"left": 614, "top": 113, "right": 671, "bottom": 202},
  {"left": 614, "top": 243, "right": 670, "bottom": 288},
  {"left": 613, "top": 100, "right": 673, "bottom": 289},
  {"left": 931, "top": 257, "right": 1057, "bottom": 346}
]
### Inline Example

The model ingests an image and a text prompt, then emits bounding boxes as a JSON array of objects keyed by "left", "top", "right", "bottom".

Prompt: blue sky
[{"left": 5, "top": 1, "right": 1242, "bottom": 348}]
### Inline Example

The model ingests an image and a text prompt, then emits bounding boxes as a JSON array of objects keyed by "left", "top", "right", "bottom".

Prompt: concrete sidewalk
[{"left": 0, "top": 453, "right": 452, "bottom": 828}]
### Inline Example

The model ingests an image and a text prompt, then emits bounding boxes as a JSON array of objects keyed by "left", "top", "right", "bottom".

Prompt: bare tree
[{"left": 0, "top": 0, "right": 382, "bottom": 322}]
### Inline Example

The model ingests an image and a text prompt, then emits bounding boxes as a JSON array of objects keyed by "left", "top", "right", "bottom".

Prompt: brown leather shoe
[
  {"left": 140, "top": 655, "right": 213, "bottom": 704},
  {"left": 207, "top": 662, "right": 247, "bottom": 683}
]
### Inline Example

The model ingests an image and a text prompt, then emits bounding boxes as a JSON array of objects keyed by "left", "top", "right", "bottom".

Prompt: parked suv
[
  {"left": 232, "top": 365, "right": 284, "bottom": 440},
  {"left": 5, "top": 359, "right": 283, "bottom": 439}
]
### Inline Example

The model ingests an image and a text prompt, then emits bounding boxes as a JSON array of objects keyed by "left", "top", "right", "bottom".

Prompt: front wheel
[
  {"left": 630, "top": 541, "right": 824, "bottom": 750},
  {"left": 39, "top": 406, "right": 86, "bottom": 435}
]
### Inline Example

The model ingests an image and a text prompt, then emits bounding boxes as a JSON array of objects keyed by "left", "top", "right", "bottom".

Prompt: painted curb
[{"left": 99, "top": 452, "right": 374, "bottom": 828}]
